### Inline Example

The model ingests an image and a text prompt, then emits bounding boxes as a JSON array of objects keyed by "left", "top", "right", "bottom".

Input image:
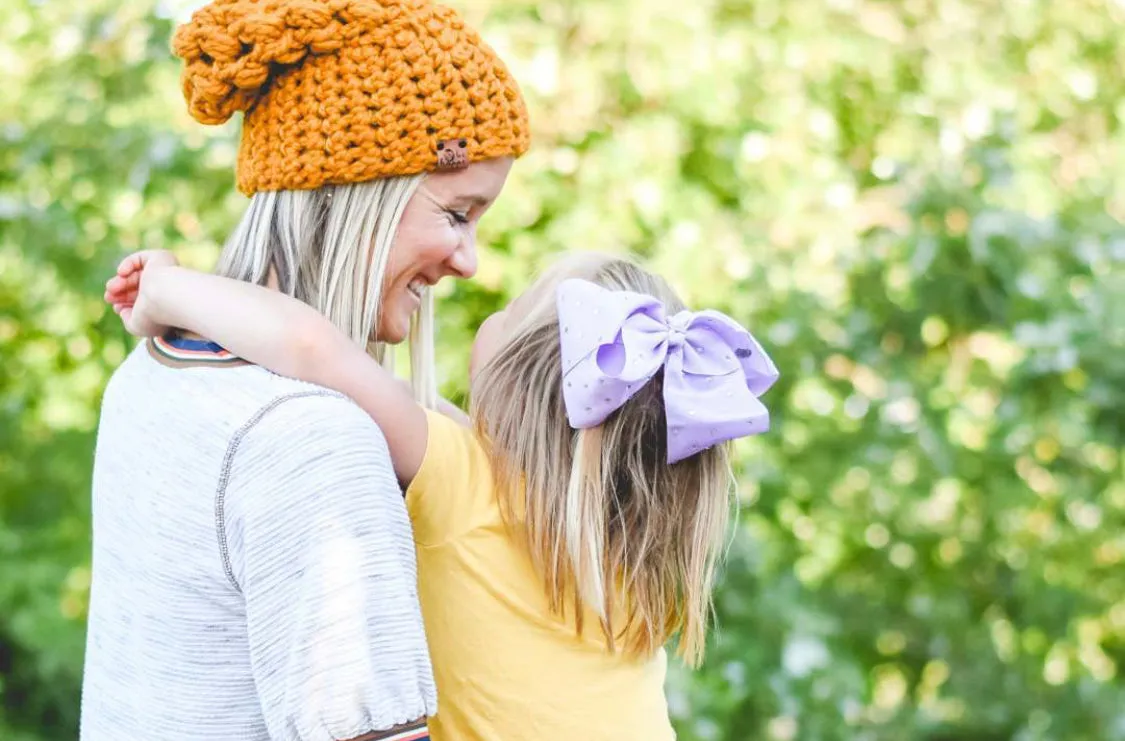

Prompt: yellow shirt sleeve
[{"left": 405, "top": 410, "right": 494, "bottom": 547}]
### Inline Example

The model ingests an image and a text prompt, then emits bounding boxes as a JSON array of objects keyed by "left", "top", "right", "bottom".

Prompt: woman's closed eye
[{"left": 447, "top": 209, "right": 470, "bottom": 225}]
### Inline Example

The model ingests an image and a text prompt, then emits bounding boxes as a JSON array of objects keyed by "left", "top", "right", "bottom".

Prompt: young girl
[{"left": 104, "top": 249, "right": 779, "bottom": 740}]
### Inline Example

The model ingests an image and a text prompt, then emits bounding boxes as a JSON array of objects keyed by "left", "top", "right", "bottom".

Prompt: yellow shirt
[{"left": 406, "top": 412, "right": 676, "bottom": 741}]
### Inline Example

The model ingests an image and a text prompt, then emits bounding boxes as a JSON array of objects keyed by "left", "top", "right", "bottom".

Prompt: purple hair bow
[{"left": 557, "top": 278, "right": 780, "bottom": 464}]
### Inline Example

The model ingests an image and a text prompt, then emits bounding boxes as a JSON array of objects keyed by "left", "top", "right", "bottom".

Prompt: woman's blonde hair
[
  {"left": 215, "top": 176, "right": 436, "bottom": 406},
  {"left": 471, "top": 253, "right": 733, "bottom": 666}
]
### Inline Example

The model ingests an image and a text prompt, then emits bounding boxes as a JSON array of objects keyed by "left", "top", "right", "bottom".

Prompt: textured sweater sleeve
[{"left": 220, "top": 391, "right": 437, "bottom": 740}]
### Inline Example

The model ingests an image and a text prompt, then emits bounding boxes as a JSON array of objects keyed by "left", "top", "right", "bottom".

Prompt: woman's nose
[{"left": 447, "top": 229, "right": 478, "bottom": 279}]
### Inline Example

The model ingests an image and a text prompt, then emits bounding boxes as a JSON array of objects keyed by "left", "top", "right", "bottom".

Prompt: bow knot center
[{"left": 666, "top": 311, "right": 692, "bottom": 348}]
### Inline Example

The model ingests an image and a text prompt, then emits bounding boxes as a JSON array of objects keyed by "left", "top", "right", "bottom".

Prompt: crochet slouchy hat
[{"left": 172, "top": 0, "right": 530, "bottom": 194}]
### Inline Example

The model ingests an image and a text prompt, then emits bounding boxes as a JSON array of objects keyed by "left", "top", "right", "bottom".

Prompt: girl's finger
[
  {"left": 109, "top": 274, "right": 141, "bottom": 299},
  {"left": 116, "top": 252, "right": 151, "bottom": 277},
  {"left": 116, "top": 256, "right": 137, "bottom": 277},
  {"left": 116, "top": 249, "right": 167, "bottom": 277}
]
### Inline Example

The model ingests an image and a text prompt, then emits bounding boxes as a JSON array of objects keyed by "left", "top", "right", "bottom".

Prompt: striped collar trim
[
  {"left": 366, "top": 721, "right": 430, "bottom": 740},
  {"left": 380, "top": 728, "right": 429, "bottom": 741},
  {"left": 148, "top": 333, "right": 247, "bottom": 368}
]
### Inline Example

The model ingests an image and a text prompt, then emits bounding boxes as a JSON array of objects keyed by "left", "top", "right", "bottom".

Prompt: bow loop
[{"left": 556, "top": 279, "right": 779, "bottom": 463}]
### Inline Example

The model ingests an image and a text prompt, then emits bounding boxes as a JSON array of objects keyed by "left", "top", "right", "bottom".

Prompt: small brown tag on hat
[{"left": 436, "top": 138, "right": 469, "bottom": 170}]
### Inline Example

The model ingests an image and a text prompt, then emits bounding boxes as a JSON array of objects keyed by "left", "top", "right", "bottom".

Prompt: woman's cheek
[{"left": 430, "top": 221, "right": 462, "bottom": 260}]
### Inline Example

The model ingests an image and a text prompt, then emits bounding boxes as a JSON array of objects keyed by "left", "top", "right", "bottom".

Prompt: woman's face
[{"left": 377, "top": 156, "right": 514, "bottom": 344}]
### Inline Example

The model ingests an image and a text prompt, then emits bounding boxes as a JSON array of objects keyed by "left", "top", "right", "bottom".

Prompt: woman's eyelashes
[{"left": 446, "top": 208, "right": 471, "bottom": 225}]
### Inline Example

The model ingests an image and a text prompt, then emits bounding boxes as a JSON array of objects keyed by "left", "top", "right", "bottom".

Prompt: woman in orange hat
[{"left": 81, "top": 2, "right": 528, "bottom": 741}]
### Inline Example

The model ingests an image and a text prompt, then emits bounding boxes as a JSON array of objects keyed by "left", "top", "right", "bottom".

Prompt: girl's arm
[{"left": 139, "top": 265, "right": 428, "bottom": 484}]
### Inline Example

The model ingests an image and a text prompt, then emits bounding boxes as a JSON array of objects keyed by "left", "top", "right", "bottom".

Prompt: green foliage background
[{"left": 3, "top": 0, "right": 1125, "bottom": 739}]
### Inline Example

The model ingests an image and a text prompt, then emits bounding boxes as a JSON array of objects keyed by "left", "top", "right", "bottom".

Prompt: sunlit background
[{"left": 3, "top": 0, "right": 1125, "bottom": 739}]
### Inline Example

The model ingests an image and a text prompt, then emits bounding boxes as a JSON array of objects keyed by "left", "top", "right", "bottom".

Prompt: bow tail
[{"left": 663, "top": 362, "right": 771, "bottom": 464}]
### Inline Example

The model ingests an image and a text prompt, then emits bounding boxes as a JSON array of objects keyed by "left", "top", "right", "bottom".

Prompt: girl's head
[
  {"left": 471, "top": 253, "right": 778, "bottom": 665},
  {"left": 173, "top": 0, "right": 528, "bottom": 401}
]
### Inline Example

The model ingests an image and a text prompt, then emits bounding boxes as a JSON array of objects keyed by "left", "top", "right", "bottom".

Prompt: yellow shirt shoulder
[{"left": 406, "top": 411, "right": 676, "bottom": 741}]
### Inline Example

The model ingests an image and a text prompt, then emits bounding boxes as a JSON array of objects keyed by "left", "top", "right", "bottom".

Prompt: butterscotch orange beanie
[{"left": 172, "top": 0, "right": 530, "bottom": 194}]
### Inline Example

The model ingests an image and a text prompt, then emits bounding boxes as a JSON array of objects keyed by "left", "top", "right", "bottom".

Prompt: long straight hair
[
  {"left": 215, "top": 176, "right": 436, "bottom": 406},
  {"left": 471, "top": 253, "right": 734, "bottom": 666}
]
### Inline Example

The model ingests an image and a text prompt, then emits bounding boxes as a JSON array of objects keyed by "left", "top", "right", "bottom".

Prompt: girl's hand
[{"left": 104, "top": 250, "right": 179, "bottom": 337}]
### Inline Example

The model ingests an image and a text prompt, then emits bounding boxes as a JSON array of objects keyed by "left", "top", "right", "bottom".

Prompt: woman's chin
[
  {"left": 376, "top": 324, "right": 408, "bottom": 345},
  {"left": 375, "top": 309, "right": 412, "bottom": 345},
  {"left": 375, "top": 291, "right": 422, "bottom": 344}
]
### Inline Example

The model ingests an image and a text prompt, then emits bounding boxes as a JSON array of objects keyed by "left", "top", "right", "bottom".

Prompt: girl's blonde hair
[
  {"left": 215, "top": 176, "right": 436, "bottom": 406},
  {"left": 471, "top": 253, "right": 733, "bottom": 666}
]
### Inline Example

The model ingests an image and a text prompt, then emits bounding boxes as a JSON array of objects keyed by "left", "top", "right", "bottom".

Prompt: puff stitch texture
[{"left": 172, "top": 0, "right": 529, "bottom": 193}]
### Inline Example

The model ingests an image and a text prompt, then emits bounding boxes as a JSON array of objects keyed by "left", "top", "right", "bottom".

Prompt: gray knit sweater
[{"left": 79, "top": 343, "right": 436, "bottom": 740}]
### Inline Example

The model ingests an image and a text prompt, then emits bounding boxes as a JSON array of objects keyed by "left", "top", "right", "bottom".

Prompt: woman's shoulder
[
  {"left": 224, "top": 389, "right": 404, "bottom": 520},
  {"left": 236, "top": 385, "right": 394, "bottom": 462}
]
